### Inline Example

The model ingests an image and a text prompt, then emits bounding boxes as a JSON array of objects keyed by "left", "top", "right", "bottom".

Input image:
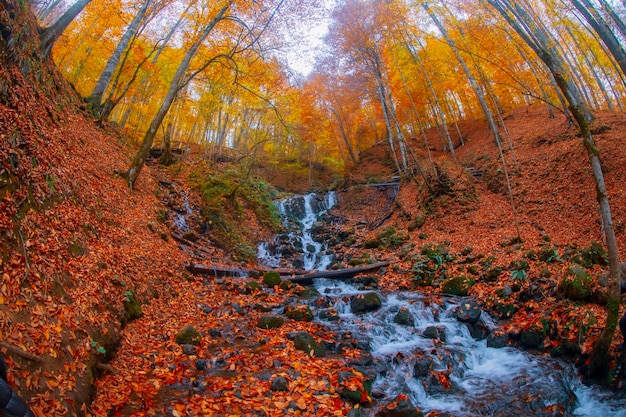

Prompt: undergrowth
[{"left": 191, "top": 166, "right": 282, "bottom": 261}]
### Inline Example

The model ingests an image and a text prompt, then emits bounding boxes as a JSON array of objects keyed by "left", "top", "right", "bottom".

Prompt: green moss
[
  {"left": 263, "top": 271, "right": 281, "bottom": 287},
  {"left": 441, "top": 275, "right": 475, "bottom": 296}
]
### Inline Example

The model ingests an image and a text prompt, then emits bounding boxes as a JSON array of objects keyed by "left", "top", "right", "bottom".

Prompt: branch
[{"left": 0, "top": 342, "right": 43, "bottom": 362}]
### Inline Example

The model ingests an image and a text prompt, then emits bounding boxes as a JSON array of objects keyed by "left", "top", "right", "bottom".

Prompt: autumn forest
[{"left": 1, "top": 0, "right": 626, "bottom": 415}]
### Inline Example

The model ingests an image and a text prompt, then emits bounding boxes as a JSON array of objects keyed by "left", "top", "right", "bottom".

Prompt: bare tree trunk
[
  {"left": 39, "top": 0, "right": 92, "bottom": 58},
  {"left": 488, "top": 0, "right": 621, "bottom": 380},
  {"left": 89, "top": 0, "right": 151, "bottom": 113}
]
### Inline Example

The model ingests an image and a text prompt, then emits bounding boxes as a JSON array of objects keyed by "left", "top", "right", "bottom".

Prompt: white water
[
  {"left": 257, "top": 192, "right": 336, "bottom": 270},
  {"left": 313, "top": 279, "right": 626, "bottom": 417},
  {"left": 258, "top": 193, "right": 626, "bottom": 416}
]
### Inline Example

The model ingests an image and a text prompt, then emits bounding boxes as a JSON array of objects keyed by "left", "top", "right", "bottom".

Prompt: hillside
[{"left": 1, "top": 1, "right": 626, "bottom": 416}]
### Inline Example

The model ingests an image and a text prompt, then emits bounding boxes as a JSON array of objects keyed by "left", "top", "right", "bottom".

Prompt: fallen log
[
  {"left": 186, "top": 263, "right": 248, "bottom": 278},
  {"left": 285, "top": 261, "right": 390, "bottom": 285}
]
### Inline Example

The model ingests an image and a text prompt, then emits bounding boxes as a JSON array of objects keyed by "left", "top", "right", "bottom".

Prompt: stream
[{"left": 258, "top": 192, "right": 626, "bottom": 417}]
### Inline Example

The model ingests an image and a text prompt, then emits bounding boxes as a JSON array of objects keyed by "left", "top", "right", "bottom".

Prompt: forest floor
[{"left": 2, "top": 53, "right": 626, "bottom": 416}]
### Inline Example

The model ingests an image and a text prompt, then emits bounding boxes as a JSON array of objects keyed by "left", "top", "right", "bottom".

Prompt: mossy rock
[
  {"left": 485, "top": 267, "right": 502, "bottom": 282},
  {"left": 393, "top": 308, "right": 414, "bottom": 326},
  {"left": 493, "top": 302, "right": 516, "bottom": 319},
  {"left": 298, "top": 287, "right": 320, "bottom": 298},
  {"left": 509, "top": 259, "right": 529, "bottom": 271},
  {"left": 520, "top": 326, "right": 544, "bottom": 349},
  {"left": 256, "top": 315, "right": 284, "bottom": 329},
  {"left": 579, "top": 241, "right": 608, "bottom": 267},
  {"left": 558, "top": 265, "right": 593, "bottom": 301},
  {"left": 285, "top": 305, "right": 314, "bottom": 321},
  {"left": 279, "top": 279, "right": 292, "bottom": 290},
  {"left": 441, "top": 275, "right": 474, "bottom": 296},
  {"left": 263, "top": 271, "right": 281, "bottom": 287},
  {"left": 338, "top": 371, "right": 373, "bottom": 404},
  {"left": 293, "top": 332, "right": 326, "bottom": 357},
  {"left": 175, "top": 325, "right": 202, "bottom": 345},
  {"left": 363, "top": 238, "right": 383, "bottom": 249},
  {"left": 408, "top": 214, "right": 426, "bottom": 232},
  {"left": 244, "top": 281, "right": 261, "bottom": 293},
  {"left": 350, "top": 293, "right": 382, "bottom": 314},
  {"left": 123, "top": 290, "right": 143, "bottom": 322}
]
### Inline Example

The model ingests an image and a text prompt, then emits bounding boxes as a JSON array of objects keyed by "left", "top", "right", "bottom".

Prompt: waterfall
[{"left": 257, "top": 191, "right": 336, "bottom": 271}]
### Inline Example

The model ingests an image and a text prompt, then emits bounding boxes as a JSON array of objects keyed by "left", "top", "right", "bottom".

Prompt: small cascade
[
  {"left": 257, "top": 191, "right": 336, "bottom": 270},
  {"left": 312, "top": 280, "right": 626, "bottom": 416}
]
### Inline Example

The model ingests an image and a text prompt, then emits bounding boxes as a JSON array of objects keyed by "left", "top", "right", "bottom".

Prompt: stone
[
  {"left": 285, "top": 305, "right": 314, "bottom": 321},
  {"left": 520, "top": 326, "right": 544, "bottom": 349},
  {"left": 486, "top": 333, "right": 508, "bottom": 348},
  {"left": 441, "top": 276, "right": 474, "bottom": 296},
  {"left": 455, "top": 300, "right": 481, "bottom": 324},
  {"left": 123, "top": 290, "right": 143, "bottom": 322},
  {"left": 256, "top": 315, "right": 284, "bottom": 330},
  {"left": 270, "top": 376, "right": 289, "bottom": 392},
  {"left": 293, "top": 332, "right": 326, "bottom": 357},
  {"left": 263, "top": 271, "right": 281, "bottom": 287},
  {"left": 393, "top": 308, "right": 415, "bottom": 326},
  {"left": 350, "top": 293, "right": 382, "bottom": 314},
  {"left": 175, "top": 325, "right": 202, "bottom": 345},
  {"left": 318, "top": 308, "right": 340, "bottom": 322},
  {"left": 181, "top": 344, "right": 196, "bottom": 355},
  {"left": 422, "top": 326, "right": 446, "bottom": 342},
  {"left": 412, "top": 356, "right": 432, "bottom": 378},
  {"left": 376, "top": 398, "right": 423, "bottom": 417}
]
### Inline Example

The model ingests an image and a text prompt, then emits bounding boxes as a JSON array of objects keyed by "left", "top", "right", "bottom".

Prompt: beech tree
[{"left": 39, "top": 0, "right": 93, "bottom": 57}]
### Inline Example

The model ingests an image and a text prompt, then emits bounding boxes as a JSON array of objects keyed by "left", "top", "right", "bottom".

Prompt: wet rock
[
  {"left": 298, "top": 287, "right": 320, "bottom": 298},
  {"left": 195, "top": 359, "right": 207, "bottom": 370},
  {"left": 182, "top": 230, "right": 199, "bottom": 242},
  {"left": 285, "top": 305, "right": 314, "bottom": 321},
  {"left": 455, "top": 300, "right": 482, "bottom": 324},
  {"left": 486, "top": 333, "right": 508, "bottom": 348},
  {"left": 243, "top": 281, "right": 261, "bottom": 294},
  {"left": 350, "top": 293, "right": 382, "bottom": 314},
  {"left": 520, "top": 326, "right": 544, "bottom": 349},
  {"left": 550, "top": 341, "right": 582, "bottom": 358},
  {"left": 338, "top": 371, "right": 373, "bottom": 404},
  {"left": 256, "top": 315, "right": 284, "bottom": 330},
  {"left": 318, "top": 308, "right": 340, "bottom": 322},
  {"left": 422, "top": 326, "right": 446, "bottom": 342},
  {"left": 376, "top": 397, "right": 423, "bottom": 417},
  {"left": 412, "top": 356, "right": 432, "bottom": 378},
  {"left": 270, "top": 376, "right": 289, "bottom": 392},
  {"left": 175, "top": 325, "right": 202, "bottom": 345},
  {"left": 293, "top": 332, "right": 326, "bottom": 357},
  {"left": 393, "top": 308, "right": 415, "bottom": 326},
  {"left": 465, "top": 321, "right": 490, "bottom": 340}
]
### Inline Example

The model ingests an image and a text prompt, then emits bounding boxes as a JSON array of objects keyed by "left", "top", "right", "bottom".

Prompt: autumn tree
[{"left": 122, "top": 0, "right": 286, "bottom": 189}]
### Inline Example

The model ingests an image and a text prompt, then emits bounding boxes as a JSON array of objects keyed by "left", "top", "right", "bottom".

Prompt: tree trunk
[
  {"left": 487, "top": 0, "right": 621, "bottom": 381},
  {"left": 89, "top": 0, "right": 150, "bottom": 113},
  {"left": 123, "top": 5, "right": 229, "bottom": 189},
  {"left": 571, "top": 0, "right": 626, "bottom": 79},
  {"left": 39, "top": 0, "right": 92, "bottom": 58}
]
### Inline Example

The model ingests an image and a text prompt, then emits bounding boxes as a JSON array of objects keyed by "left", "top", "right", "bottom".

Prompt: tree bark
[{"left": 39, "top": 0, "right": 92, "bottom": 58}]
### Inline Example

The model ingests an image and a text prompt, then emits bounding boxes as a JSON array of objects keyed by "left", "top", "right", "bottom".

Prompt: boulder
[
  {"left": 393, "top": 308, "right": 414, "bottom": 326},
  {"left": 454, "top": 300, "right": 481, "bottom": 324},
  {"left": 376, "top": 397, "right": 423, "bottom": 417},
  {"left": 293, "top": 332, "right": 326, "bottom": 357},
  {"left": 270, "top": 376, "right": 289, "bottom": 392},
  {"left": 175, "top": 325, "right": 202, "bottom": 345},
  {"left": 285, "top": 305, "right": 314, "bottom": 321},
  {"left": 263, "top": 271, "right": 281, "bottom": 287},
  {"left": 350, "top": 293, "right": 382, "bottom": 314},
  {"left": 441, "top": 275, "right": 474, "bottom": 296},
  {"left": 256, "top": 315, "right": 284, "bottom": 330},
  {"left": 422, "top": 326, "right": 446, "bottom": 342}
]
